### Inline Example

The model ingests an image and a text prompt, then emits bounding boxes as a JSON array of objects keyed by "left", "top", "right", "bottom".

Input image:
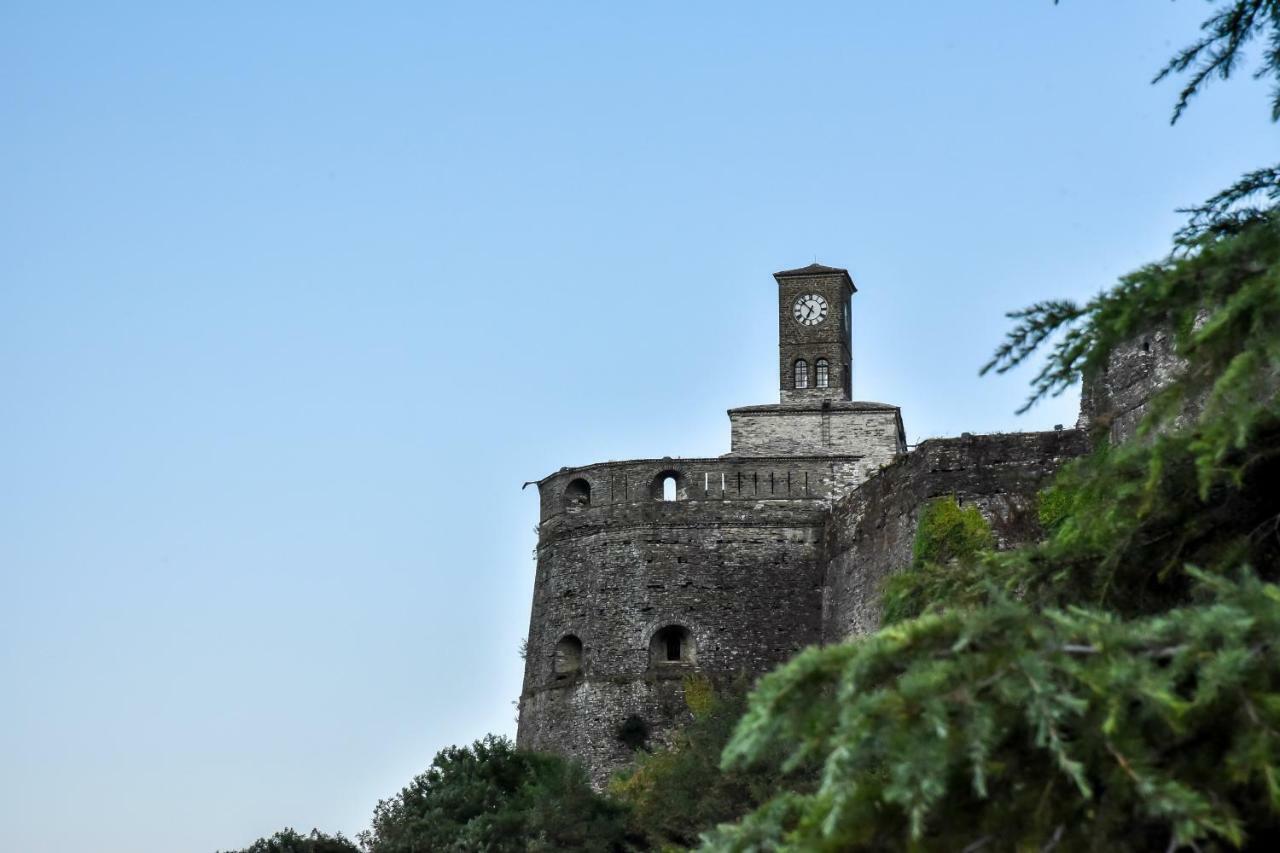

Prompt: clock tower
[{"left": 774, "top": 263, "right": 855, "bottom": 404}]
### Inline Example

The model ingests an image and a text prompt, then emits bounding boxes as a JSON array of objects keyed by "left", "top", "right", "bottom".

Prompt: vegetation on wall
[
  {"left": 609, "top": 677, "right": 810, "bottom": 851},
  {"left": 881, "top": 495, "right": 995, "bottom": 626}
]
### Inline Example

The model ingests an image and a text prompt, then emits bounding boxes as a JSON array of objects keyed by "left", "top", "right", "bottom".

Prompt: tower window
[
  {"left": 554, "top": 634, "right": 583, "bottom": 677},
  {"left": 651, "top": 470, "right": 681, "bottom": 501},
  {"left": 564, "top": 478, "right": 591, "bottom": 508},
  {"left": 649, "top": 625, "right": 695, "bottom": 665},
  {"left": 815, "top": 359, "right": 829, "bottom": 389},
  {"left": 617, "top": 715, "right": 650, "bottom": 751},
  {"left": 794, "top": 359, "right": 809, "bottom": 389}
]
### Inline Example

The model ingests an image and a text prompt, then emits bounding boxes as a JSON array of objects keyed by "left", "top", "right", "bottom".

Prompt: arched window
[
  {"left": 617, "top": 714, "right": 650, "bottom": 751},
  {"left": 649, "top": 625, "right": 695, "bottom": 665},
  {"left": 651, "top": 470, "right": 680, "bottom": 502},
  {"left": 815, "top": 359, "right": 829, "bottom": 388},
  {"left": 564, "top": 478, "right": 591, "bottom": 508},
  {"left": 554, "top": 635, "right": 583, "bottom": 677},
  {"left": 794, "top": 359, "right": 809, "bottom": 389}
]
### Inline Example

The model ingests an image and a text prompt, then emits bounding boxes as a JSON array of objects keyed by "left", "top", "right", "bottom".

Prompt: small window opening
[
  {"left": 649, "top": 625, "right": 694, "bottom": 665},
  {"left": 815, "top": 359, "right": 829, "bottom": 388},
  {"left": 617, "top": 714, "right": 650, "bottom": 751},
  {"left": 651, "top": 470, "right": 681, "bottom": 501},
  {"left": 1142, "top": 340, "right": 1151, "bottom": 353},
  {"left": 554, "top": 634, "right": 583, "bottom": 678},
  {"left": 564, "top": 478, "right": 591, "bottom": 509},
  {"left": 794, "top": 359, "right": 809, "bottom": 389}
]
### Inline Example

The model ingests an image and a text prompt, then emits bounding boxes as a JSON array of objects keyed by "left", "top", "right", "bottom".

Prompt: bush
[
  {"left": 361, "top": 735, "right": 631, "bottom": 853},
  {"left": 610, "top": 677, "right": 809, "bottom": 850},
  {"left": 881, "top": 496, "right": 995, "bottom": 626}
]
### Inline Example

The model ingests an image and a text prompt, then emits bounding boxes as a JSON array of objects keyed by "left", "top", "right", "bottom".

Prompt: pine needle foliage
[
  {"left": 705, "top": 571, "right": 1280, "bottom": 851},
  {"left": 1146, "top": 0, "right": 1280, "bottom": 123},
  {"left": 982, "top": 210, "right": 1280, "bottom": 457}
]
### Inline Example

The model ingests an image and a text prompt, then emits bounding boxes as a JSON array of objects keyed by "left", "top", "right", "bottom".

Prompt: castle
[{"left": 516, "top": 264, "right": 1096, "bottom": 783}]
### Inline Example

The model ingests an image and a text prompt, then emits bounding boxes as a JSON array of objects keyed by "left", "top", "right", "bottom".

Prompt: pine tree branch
[
  {"left": 1150, "top": 1, "right": 1275, "bottom": 124},
  {"left": 1176, "top": 163, "right": 1280, "bottom": 243}
]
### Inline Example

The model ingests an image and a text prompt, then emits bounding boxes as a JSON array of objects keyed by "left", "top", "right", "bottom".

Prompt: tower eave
[{"left": 773, "top": 263, "right": 857, "bottom": 293}]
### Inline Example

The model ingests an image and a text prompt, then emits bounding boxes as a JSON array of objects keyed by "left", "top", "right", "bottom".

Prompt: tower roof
[{"left": 773, "top": 263, "right": 856, "bottom": 291}]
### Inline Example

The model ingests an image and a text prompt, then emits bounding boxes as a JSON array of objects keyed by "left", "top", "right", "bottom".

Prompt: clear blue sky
[{"left": 1, "top": 2, "right": 1275, "bottom": 851}]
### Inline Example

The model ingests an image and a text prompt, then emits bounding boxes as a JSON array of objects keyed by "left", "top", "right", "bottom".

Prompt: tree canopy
[
  {"left": 358, "top": 735, "right": 630, "bottom": 853},
  {"left": 217, "top": 828, "right": 360, "bottom": 853}
]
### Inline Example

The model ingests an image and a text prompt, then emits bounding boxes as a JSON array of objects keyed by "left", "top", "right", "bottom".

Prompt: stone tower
[
  {"left": 775, "top": 263, "right": 855, "bottom": 404},
  {"left": 727, "top": 264, "right": 900, "bottom": 459},
  {"left": 515, "top": 262, "right": 1094, "bottom": 786},
  {"left": 516, "top": 264, "right": 906, "bottom": 784}
]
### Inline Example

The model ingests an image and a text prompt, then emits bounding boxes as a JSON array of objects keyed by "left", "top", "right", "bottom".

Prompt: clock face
[{"left": 793, "top": 293, "right": 829, "bottom": 326}]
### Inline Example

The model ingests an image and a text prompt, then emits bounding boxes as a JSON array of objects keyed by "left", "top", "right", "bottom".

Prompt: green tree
[
  {"left": 703, "top": 193, "right": 1280, "bottom": 853},
  {"left": 217, "top": 828, "right": 360, "bottom": 853},
  {"left": 360, "top": 735, "right": 632, "bottom": 853},
  {"left": 699, "top": 2, "right": 1280, "bottom": 849}
]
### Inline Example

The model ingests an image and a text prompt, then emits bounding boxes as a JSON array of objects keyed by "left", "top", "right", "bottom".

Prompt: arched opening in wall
[
  {"left": 563, "top": 478, "right": 591, "bottom": 509},
  {"left": 794, "top": 359, "right": 809, "bottom": 389},
  {"left": 617, "top": 714, "right": 650, "bottom": 751},
  {"left": 651, "top": 470, "right": 681, "bottom": 502},
  {"left": 815, "top": 359, "right": 829, "bottom": 389},
  {"left": 553, "top": 634, "right": 583, "bottom": 678},
  {"left": 649, "top": 625, "right": 695, "bottom": 665}
]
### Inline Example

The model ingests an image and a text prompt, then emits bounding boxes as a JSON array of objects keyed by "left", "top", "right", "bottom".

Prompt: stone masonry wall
[
  {"left": 518, "top": 455, "right": 868, "bottom": 784},
  {"left": 820, "top": 430, "right": 1090, "bottom": 642},
  {"left": 1077, "top": 326, "right": 1187, "bottom": 443},
  {"left": 727, "top": 403, "right": 905, "bottom": 459}
]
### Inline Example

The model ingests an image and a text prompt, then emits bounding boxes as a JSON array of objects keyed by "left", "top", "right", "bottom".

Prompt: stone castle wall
[
  {"left": 727, "top": 402, "right": 905, "bottom": 458},
  {"left": 518, "top": 455, "right": 866, "bottom": 783},
  {"left": 516, "top": 430, "right": 1089, "bottom": 784},
  {"left": 1077, "top": 325, "right": 1188, "bottom": 443},
  {"left": 820, "top": 430, "right": 1091, "bottom": 642}
]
